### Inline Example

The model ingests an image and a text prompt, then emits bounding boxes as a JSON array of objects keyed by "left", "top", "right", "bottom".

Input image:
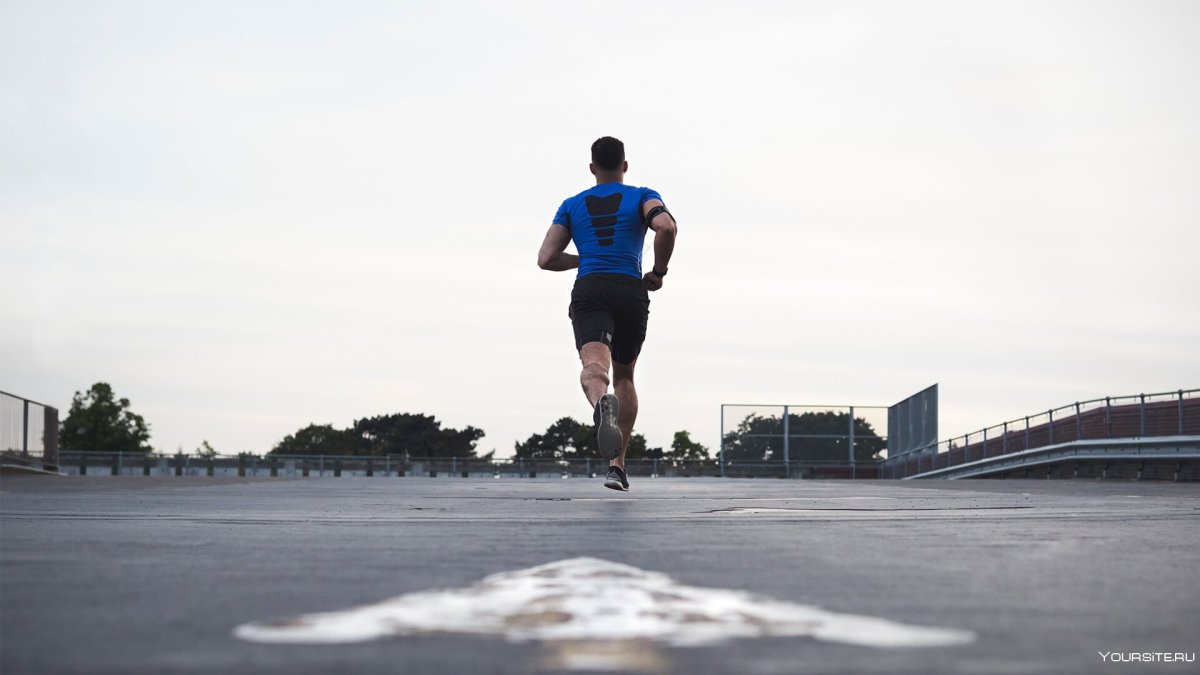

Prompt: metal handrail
[{"left": 883, "top": 388, "right": 1198, "bottom": 477}]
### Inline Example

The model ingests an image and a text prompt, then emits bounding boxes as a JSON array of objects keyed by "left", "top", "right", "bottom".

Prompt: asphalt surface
[{"left": 1, "top": 475, "right": 1198, "bottom": 674}]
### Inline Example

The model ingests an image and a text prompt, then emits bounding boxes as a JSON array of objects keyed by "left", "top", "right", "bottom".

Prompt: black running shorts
[{"left": 568, "top": 273, "right": 650, "bottom": 364}]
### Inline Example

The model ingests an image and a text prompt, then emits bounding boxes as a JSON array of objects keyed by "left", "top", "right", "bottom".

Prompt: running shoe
[
  {"left": 593, "top": 393, "right": 622, "bottom": 460},
  {"left": 604, "top": 464, "right": 629, "bottom": 491}
]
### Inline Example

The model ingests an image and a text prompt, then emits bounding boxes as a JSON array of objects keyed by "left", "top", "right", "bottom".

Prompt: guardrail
[
  {"left": 882, "top": 389, "right": 1200, "bottom": 479},
  {"left": 55, "top": 452, "right": 880, "bottom": 480},
  {"left": 912, "top": 436, "right": 1200, "bottom": 480},
  {"left": 0, "top": 390, "right": 59, "bottom": 472},
  {"left": 54, "top": 453, "right": 724, "bottom": 479}
]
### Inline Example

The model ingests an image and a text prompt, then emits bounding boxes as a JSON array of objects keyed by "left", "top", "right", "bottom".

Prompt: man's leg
[
  {"left": 610, "top": 358, "right": 638, "bottom": 468},
  {"left": 578, "top": 342, "right": 611, "bottom": 407},
  {"left": 580, "top": 341, "right": 623, "bottom": 462}
]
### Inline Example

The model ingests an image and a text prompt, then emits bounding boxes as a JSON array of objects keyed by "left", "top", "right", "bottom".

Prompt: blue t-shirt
[{"left": 552, "top": 183, "right": 663, "bottom": 279}]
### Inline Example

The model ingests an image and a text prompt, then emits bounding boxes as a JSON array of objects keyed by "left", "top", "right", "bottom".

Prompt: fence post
[
  {"left": 319, "top": 455, "right": 325, "bottom": 476},
  {"left": 43, "top": 407, "right": 59, "bottom": 467},
  {"left": 1002, "top": 422, "right": 1008, "bottom": 455},
  {"left": 848, "top": 406, "right": 855, "bottom": 479},
  {"left": 782, "top": 405, "right": 790, "bottom": 478},
  {"left": 719, "top": 405, "right": 725, "bottom": 478},
  {"left": 1179, "top": 390, "right": 1185, "bottom": 435},
  {"left": 1025, "top": 416, "right": 1030, "bottom": 449},
  {"left": 1048, "top": 409, "right": 1054, "bottom": 445},
  {"left": 1105, "top": 398, "right": 1112, "bottom": 437},
  {"left": 22, "top": 400, "right": 29, "bottom": 456},
  {"left": 1075, "top": 402, "right": 1082, "bottom": 440},
  {"left": 1140, "top": 394, "right": 1146, "bottom": 437}
]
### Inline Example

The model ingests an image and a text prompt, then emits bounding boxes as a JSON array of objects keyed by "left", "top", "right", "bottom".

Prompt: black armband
[{"left": 645, "top": 204, "right": 673, "bottom": 227}]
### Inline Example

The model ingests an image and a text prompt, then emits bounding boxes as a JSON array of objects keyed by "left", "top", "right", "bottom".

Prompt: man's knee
[
  {"left": 582, "top": 361, "right": 610, "bottom": 383},
  {"left": 579, "top": 342, "right": 611, "bottom": 365}
]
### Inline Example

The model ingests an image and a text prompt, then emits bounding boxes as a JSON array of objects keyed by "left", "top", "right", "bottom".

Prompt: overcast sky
[{"left": 3, "top": 0, "right": 1197, "bottom": 458}]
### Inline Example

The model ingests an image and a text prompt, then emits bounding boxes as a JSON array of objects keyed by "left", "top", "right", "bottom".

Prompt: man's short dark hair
[{"left": 591, "top": 136, "right": 625, "bottom": 171}]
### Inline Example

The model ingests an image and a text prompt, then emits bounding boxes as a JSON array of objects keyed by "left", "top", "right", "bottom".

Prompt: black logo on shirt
[{"left": 585, "top": 194, "right": 622, "bottom": 247}]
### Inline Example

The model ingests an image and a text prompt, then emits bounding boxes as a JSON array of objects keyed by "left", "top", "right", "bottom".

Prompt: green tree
[
  {"left": 59, "top": 382, "right": 152, "bottom": 452},
  {"left": 667, "top": 430, "right": 710, "bottom": 461},
  {"left": 514, "top": 417, "right": 587, "bottom": 460},
  {"left": 271, "top": 414, "right": 486, "bottom": 458},
  {"left": 623, "top": 433, "right": 659, "bottom": 460},
  {"left": 196, "top": 440, "right": 217, "bottom": 458},
  {"left": 352, "top": 413, "right": 484, "bottom": 458},
  {"left": 515, "top": 417, "right": 658, "bottom": 461},
  {"left": 270, "top": 424, "right": 357, "bottom": 455},
  {"left": 721, "top": 411, "right": 883, "bottom": 462}
]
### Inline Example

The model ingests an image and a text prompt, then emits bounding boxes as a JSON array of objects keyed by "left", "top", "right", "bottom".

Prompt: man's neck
[{"left": 594, "top": 173, "right": 624, "bottom": 185}]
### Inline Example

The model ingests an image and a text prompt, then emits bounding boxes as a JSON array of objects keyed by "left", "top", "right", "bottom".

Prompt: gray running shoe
[
  {"left": 604, "top": 464, "right": 629, "bottom": 491},
  {"left": 593, "top": 393, "right": 622, "bottom": 460}
]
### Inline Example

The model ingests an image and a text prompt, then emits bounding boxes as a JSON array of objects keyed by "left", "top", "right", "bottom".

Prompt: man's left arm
[
  {"left": 537, "top": 224, "right": 579, "bottom": 271},
  {"left": 641, "top": 198, "right": 677, "bottom": 291}
]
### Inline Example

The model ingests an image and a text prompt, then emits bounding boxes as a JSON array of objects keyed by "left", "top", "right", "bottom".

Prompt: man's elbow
[
  {"left": 537, "top": 253, "right": 554, "bottom": 270},
  {"left": 654, "top": 217, "right": 678, "bottom": 239}
]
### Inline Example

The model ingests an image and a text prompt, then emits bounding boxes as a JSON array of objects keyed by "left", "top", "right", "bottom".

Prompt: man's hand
[{"left": 643, "top": 271, "right": 664, "bottom": 291}]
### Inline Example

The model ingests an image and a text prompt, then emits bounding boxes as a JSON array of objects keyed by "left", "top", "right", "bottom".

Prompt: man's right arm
[
  {"left": 641, "top": 198, "right": 677, "bottom": 291},
  {"left": 537, "top": 223, "right": 579, "bottom": 271}
]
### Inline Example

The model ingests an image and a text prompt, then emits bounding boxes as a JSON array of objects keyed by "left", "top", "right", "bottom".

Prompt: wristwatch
[{"left": 649, "top": 268, "right": 667, "bottom": 277}]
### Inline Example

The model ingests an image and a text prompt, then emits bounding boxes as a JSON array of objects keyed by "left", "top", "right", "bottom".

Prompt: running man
[{"left": 537, "top": 136, "right": 678, "bottom": 491}]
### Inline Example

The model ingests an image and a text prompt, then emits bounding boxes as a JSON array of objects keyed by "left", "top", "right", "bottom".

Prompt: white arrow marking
[{"left": 234, "top": 557, "right": 974, "bottom": 649}]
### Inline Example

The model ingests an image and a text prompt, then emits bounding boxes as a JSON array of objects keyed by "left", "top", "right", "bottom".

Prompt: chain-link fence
[
  {"left": 719, "top": 404, "right": 888, "bottom": 478},
  {"left": 1, "top": 390, "right": 59, "bottom": 471}
]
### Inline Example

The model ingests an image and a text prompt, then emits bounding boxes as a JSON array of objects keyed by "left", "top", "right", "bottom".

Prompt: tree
[
  {"left": 352, "top": 413, "right": 484, "bottom": 458},
  {"left": 270, "top": 414, "right": 485, "bottom": 458},
  {"left": 271, "top": 424, "right": 357, "bottom": 455},
  {"left": 721, "top": 411, "right": 884, "bottom": 462},
  {"left": 59, "top": 382, "right": 152, "bottom": 452},
  {"left": 667, "top": 430, "right": 710, "bottom": 461},
  {"left": 513, "top": 417, "right": 588, "bottom": 460},
  {"left": 623, "top": 433, "right": 660, "bottom": 460},
  {"left": 196, "top": 440, "right": 217, "bottom": 458},
  {"left": 514, "top": 417, "right": 658, "bottom": 461}
]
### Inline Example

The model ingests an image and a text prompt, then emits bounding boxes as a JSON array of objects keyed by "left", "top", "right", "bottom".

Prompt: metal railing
[
  {"left": 881, "top": 389, "right": 1200, "bottom": 479},
  {"left": 53, "top": 452, "right": 723, "bottom": 479},
  {"left": 1, "top": 390, "right": 59, "bottom": 471}
]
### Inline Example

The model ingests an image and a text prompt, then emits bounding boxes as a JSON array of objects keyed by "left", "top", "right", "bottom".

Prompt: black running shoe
[
  {"left": 593, "top": 393, "right": 622, "bottom": 460},
  {"left": 604, "top": 465, "right": 629, "bottom": 491}
]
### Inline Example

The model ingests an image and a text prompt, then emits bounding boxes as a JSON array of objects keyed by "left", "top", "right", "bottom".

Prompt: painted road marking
[{"left": 234, "top": 557, "right": 974, "bottom": 649}]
